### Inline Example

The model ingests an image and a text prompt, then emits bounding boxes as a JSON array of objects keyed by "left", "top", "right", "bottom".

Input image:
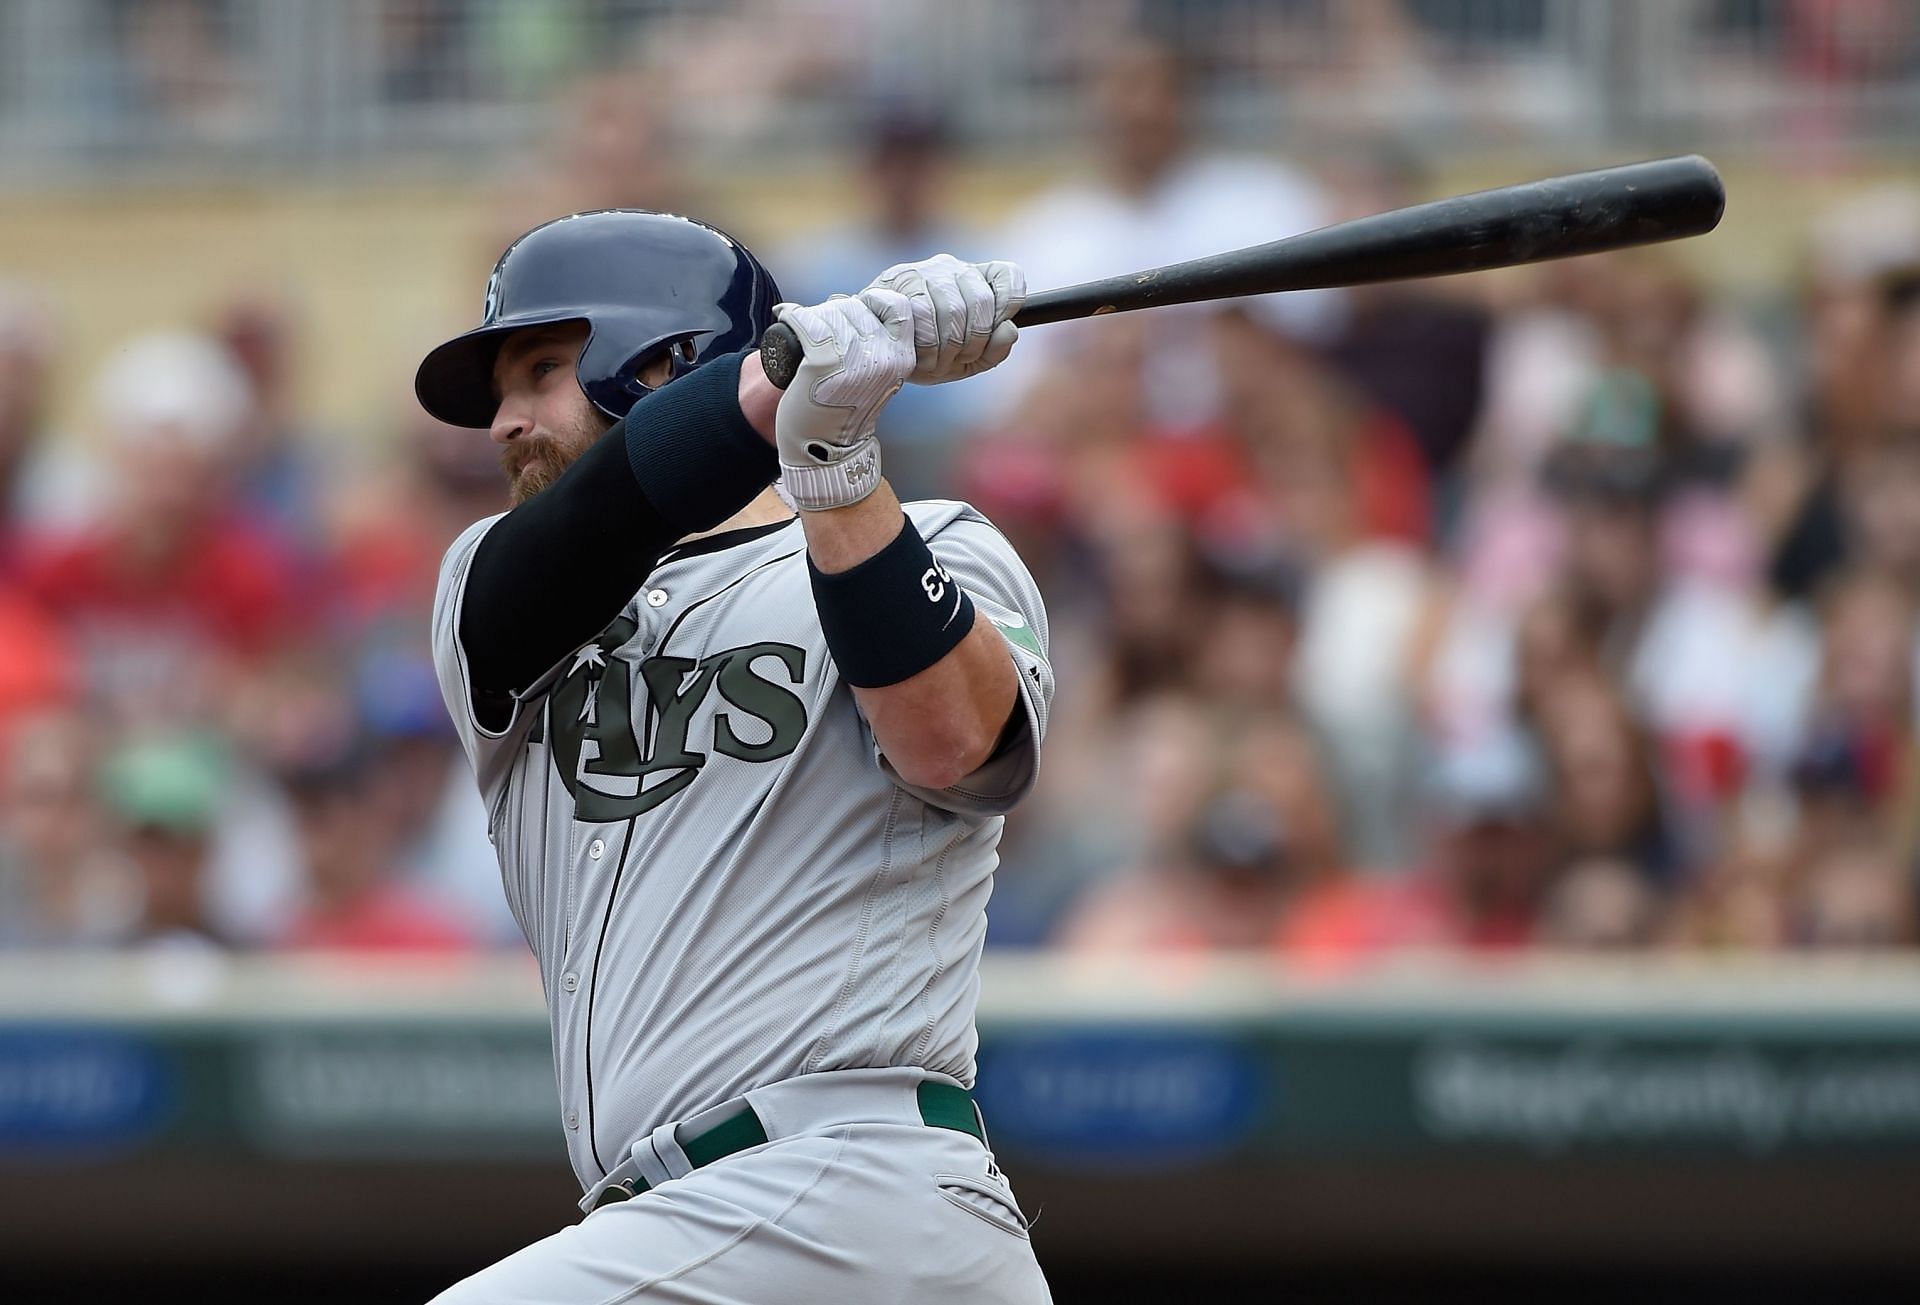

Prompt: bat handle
[{"left": 759, "top": 322, "right": 803, "bottom": 391}]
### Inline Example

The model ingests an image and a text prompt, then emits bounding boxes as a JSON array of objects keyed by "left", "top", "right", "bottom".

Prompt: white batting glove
[
  {"left": 869, "top": 254, "right": 1025, "bottom": 385},
  {"left": 772, "top": 288, "right": 916, "bottom": 511}
]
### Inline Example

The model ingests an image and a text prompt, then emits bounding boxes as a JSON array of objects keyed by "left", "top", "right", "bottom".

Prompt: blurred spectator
[
  {"left": 1086, "top": 507, "right": 1209, "bottom": 708},
  {"left": 1534, "top": 674, "right": 1677, "bottom": 883},
  {"left": 1793, "top": 837, "right": 1918, "bottom": 948},
  {"left": 775, "top": 106, "right": 980, "bottom": 301},
  {"left": 1770, "top": 189, "right": 1920, "bottom": 601},
  {"left": 1541, "top": 856, "right": 1661, "bottom": 950},
  {"left": 1788, "top": 0, "right": 1920, "bottom": 90},
  {"left": 990, "top": 29, "right": 1342, "bottom": 427},
  {"left": 1060, "top": 782, "right": 1302, "bottom": 952},
  {"left": 1190, "top": 554, "right": 1303, "bottom": 713},
  {"left": 20, "top": 332, "right": 302, "bottom": 731},
  {"left": 113, "top": 0, "right": 260, "bottom": 146},
  {"left": 210, "top": 292, "right": 333, "bottom": 554},
  {"left": 1840, "top": 431, "right": 1920, "bottom": 599},
  {"left": 995, "top": 690, "right": 1220, "bottom": 947},
  {"left": 1317, "top": 143, "right": 1493, "bottom": 485},
  {"left": 276, "top": 730, "right": 473, "bottom": 955},
  {"left": 1545, "top": 437, "right": 1666, "bottom": 663},
  {"left": 0, "top": 288, "right": 103, "bottom": 542},
  {"left": 1781, "top": 569, "right": 1920, "bottom": 860},
  {"left": 545, "top": 70, "right": 686, "bottom": 213},
  {"left": 1208, "top": 308, "right": 1434, "bottom": 551},
  {"left": 326, "top": 405, "right": 506, "bottom": 638},
  {"left": 1672, "top": 835, "right": 1796, "bottom": 952},
  {"left": 962, "top": 316, "right": 1164, "bottom": 553},
  {"left": 376, "top": 0, "right": 472, "bottom": 105},
  {"left": 493, "top": 69, "right": 691, "bottom": 258},
  {"left": 356, "top": 643, "right": 517, "bottom": 945},
  {"left": 1235, "top": 711, "right": 1350, "bottom": 889},
  {"left": 207, "top": 648, "right": 365, "bottom": 944},
  {"left": 0, "top": 710, "right": 135, "bottom": 947},
  {"left": 1290, "top": 725, "right": 1562, "bottom": 955},
  {"left": 1210, "top": 316, "right": 1435, "bottom": 862},
  {"left": 1421, "top": 727, "right": 1558, "bottom": 948},
  {"left": 100, "top": 733, "right": 230, "bottom": 950},
  {"left": 1813, "top": 570, "right": 1916, "bottom": 748},
  {"left": 1059, "top": 711, "right": 1353, "bottom": 952},
  {"left": 1242, "top": 718, "right": 1567, "bottom": 959}
]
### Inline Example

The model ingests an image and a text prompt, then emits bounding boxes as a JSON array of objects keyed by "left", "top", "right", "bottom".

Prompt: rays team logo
[
  {"left": 534, "top": 616, "right": 810, "bottom": 822},
  {"left": 482, "top": 268, "right": 502, "bottom": 323}
]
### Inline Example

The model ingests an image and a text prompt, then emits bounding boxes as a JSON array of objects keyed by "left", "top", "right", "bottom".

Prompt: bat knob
[{"left": 759, "top": 323, "right": 803, "bottom": 391}]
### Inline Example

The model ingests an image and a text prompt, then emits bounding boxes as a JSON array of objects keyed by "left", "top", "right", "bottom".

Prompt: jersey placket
[{"left": 566, "top": 591, "right": 670, "bottom": 1173}]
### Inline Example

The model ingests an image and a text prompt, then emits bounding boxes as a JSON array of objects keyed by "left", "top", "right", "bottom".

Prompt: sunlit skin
[{"left": 481, "top": 318, "right": 1018, "bottom": 789}]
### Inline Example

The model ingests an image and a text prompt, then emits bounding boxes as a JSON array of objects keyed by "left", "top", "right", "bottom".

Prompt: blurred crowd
[
  {"left": 4, "top": 29, "right": 1920, "bottom": 960},
  {"left": 25, "top": 0, "right": 1920, "bottom": 167}
]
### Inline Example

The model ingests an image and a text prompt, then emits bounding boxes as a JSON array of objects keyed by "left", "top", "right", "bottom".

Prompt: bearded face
[
  {"left": 489, "top": 321, "right": 680, "bottom": 506},
  {"left": 488, "top": 325, "right": 608, "bottom": 504}
]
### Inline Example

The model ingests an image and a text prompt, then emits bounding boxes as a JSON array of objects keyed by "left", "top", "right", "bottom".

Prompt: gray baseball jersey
[{"left": 432, "top": 498, "right": 1053, "bottom": 1190}]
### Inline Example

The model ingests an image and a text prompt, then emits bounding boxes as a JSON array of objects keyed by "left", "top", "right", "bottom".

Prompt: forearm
[
  {"left": 460, "top": 353, "right": 778, "bottom": 700},
  {"left": 805, "top": 483, "right": 1020, "bottom": 790}
]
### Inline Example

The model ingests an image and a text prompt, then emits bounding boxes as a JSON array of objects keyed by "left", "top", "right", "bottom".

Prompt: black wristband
[
  {"left": 623, "top": 350, "right": 777, "bottom": 536},
  {"left": 809, "top": 516, "right": 977, "bottom": 688}
]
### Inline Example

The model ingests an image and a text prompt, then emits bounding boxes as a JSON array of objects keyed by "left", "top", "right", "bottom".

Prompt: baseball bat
[{"left": 758, "top": 154, "right": 1725, "bottom": 390}]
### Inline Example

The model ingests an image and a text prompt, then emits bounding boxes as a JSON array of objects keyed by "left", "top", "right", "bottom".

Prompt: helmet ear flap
[
  {"left": 633, "top": 336, "right": 701, "bottom": 392},
  {"left": 668, "top": 336, "right": 698, "bottom": 379}
]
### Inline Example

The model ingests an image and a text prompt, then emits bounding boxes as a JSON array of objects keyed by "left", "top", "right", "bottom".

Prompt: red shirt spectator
[
  {"left": 20, "top": 332, "right": 300, "bottom": 727},
  {"left": 22, "top": 515, "right": 299, "bottom": 727}
]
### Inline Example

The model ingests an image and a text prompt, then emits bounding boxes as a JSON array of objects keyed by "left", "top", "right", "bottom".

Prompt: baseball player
[{"left": 416, "top": 210, "right": 1053, "bottom": 1302}]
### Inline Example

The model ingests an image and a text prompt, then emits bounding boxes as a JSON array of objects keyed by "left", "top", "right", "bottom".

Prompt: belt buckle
[{"left": 591, "top": 1177, "right": 641, "bottom": 1211}]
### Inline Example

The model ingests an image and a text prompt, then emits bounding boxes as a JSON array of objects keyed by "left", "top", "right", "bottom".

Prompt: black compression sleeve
[{"left": 457, "top": 353, "right": 775, "bottom": 717}]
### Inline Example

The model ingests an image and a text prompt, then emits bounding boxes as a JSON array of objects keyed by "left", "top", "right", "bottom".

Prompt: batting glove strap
[{"left": 779, "top": 435, "right": 882, "bottom": 512}]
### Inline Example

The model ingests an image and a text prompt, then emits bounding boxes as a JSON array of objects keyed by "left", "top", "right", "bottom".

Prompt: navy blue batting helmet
[{"left": 414, "top": 209, "right": 782, "bottom": 430}]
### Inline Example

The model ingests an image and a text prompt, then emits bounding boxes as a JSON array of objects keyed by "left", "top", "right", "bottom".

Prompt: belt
[{"left": 581, "top": 1072, "right": 985, "bottom": 1214}]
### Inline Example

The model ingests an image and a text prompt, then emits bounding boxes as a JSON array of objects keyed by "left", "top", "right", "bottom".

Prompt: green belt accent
[
  {"left": 682, "top": 1104, "right": 769, "bottom": 1169},
  {"left": 592, "top": 1082, "right": 983, "bottom": 1211},
  {"left": 917, "top": 1081, "right": 985, "bottom": 1142}
]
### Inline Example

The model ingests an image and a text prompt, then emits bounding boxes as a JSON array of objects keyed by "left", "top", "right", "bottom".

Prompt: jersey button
[
  {"left": 562, "top": 972, "right": 578, "bottom": 993},
  {"left": 646, "top": 588, "right": 668, "bottom": 608},
  {"left": 588, "top": 838, "right": 605, "bottom": 859},
  {"left": 565, "top": 1111, "right": 579, "bottom": 1130}
]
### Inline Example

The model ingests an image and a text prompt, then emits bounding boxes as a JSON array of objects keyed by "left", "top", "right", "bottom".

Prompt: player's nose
[{"left": 489, "top": 399, "right": 531, "bottom": 446}]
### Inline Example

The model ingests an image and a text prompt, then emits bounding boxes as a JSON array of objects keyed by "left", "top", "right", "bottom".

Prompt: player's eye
[{"left": 532, "top": 359, "right": 561, "bottom": 381}]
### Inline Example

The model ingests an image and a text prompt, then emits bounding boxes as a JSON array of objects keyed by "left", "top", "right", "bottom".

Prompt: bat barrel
[{"left": 1013, "top": 154, "right": 1724, "bottom": 327}]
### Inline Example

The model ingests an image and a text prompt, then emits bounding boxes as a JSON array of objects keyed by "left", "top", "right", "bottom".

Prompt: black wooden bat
[{"left": 758, "top": 154, "right": 1724, "bottom": 389}]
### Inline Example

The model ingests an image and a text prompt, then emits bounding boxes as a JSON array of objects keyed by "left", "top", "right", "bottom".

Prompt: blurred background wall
[{"left": 6, "top": 2, "right": 1920, "bottom": 1302}]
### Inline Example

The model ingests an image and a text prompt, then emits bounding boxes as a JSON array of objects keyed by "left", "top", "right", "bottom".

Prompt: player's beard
[
  {"left": 502, "top": 439, "right": 573, "bottom": 506},
  {"left": 501, "top": 416, "right": 608, "bottom": 506}
]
